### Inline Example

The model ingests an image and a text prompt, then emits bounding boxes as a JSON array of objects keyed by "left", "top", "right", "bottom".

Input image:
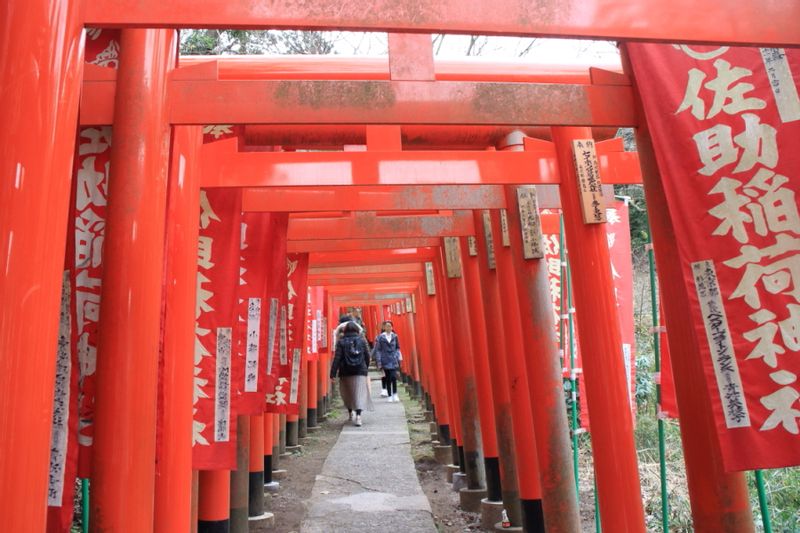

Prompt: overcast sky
[{"left": 329, "top": 32, "right": 621, "bottom": 66}]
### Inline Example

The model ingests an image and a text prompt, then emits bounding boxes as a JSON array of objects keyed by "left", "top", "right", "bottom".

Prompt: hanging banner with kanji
[
  {"left": 236, "top": 213, "right": 272, "bottom": 415},
  {"left": 542, "top": 213, "right": 590, "bottom": 428},
  {"left": 264, "top": 214, "right": 291, "bottom": 413},
  {"left": 606, "top": 199, "right": 637, "bottom": 419},
  {"left": 193, "top": 188, "right": 241, "bottom": 469},
  {"left": 305, "top": 286, "right": 326, "bottom": 362},
  {"left": 285, "top": 253, "right": 310, "bottom": 413},
  {"left": 543, "top": 205, "right": 636, "bottom": 429},
  {"left": 73, "top": 32, "right": 121, "bottom": 481},
  {"left": 629, "top": 43, "right": 800, "bottom": 470}
]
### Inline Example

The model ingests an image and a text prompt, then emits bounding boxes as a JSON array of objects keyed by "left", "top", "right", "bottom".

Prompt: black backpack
[{"left": 341, "top": 336, "right": 364, "bottom": 370}]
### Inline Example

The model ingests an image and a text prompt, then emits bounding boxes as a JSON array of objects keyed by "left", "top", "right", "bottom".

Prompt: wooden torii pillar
[{"left": 7, "top": 6, "right": 792, "bottom": 526}]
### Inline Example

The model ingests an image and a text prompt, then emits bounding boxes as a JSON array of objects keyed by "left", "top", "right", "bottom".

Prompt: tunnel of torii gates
[{"left": 3, "top": 2, "right": 800, "bottom": 533}]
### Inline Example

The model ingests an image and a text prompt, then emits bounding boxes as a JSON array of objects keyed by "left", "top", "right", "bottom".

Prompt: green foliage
[
  {"left": 634, "top": 353, "right": 654, "bottom": 406},
  {"left": 179, "top": 29, "right": 338, "bottom": 55},
  {"left": 748, "top": 467, "right": 800, "bottom": 532}
]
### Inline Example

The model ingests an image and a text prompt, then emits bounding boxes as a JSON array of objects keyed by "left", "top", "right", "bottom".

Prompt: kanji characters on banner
[
  {"left": 264, "top": 214, "right": 291, "bottom": 413},
  {"left": 629, "top": 43, "right": 800, "bottom": 470},
  {"left": 193, "top": 188, "right": 241, "bottom": 469},
  {"left": 305, "top": 287, "right": 327, "bottom": 362},
  {"left": 543, "top": 204, "right": 636, "bottom": 429},
  {"left": 236, "top": 213, "right": 272, "bottom": 415},
  {"left": 284, "top": 253, "right": 310, "bottom": 414}
]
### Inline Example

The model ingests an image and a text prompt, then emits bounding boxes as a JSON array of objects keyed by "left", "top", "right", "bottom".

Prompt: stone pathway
[{"left": 300, "top": 376, "right": 436, "bottom": 533}]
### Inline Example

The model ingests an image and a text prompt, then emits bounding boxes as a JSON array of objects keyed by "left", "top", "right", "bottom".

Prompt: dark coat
[
  {"left": 330, "top": 332, "right": 371, "bottom": 378},
  {"left": 372, "top": 332, "right": 401, "bottom": 370}
]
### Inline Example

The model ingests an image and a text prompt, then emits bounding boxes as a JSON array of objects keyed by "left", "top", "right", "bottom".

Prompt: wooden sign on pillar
[
  {"left": 500, "top": 209, "right": 511, "bottom": 246},
  {"left": 467, "top": 236, "right": 478, "bottom": 256},
  {"left": 516, "top": 185, "right": 545, "bottom": 259},
  {"left": 425, "top": 262, "right": 436, "bottom": 295},
  {"left": 572, "top": 139, "right": 607, "bottom": 224},
  {"left": 443, "top": 237, "right": 463, "bottom": 278},
  {"left": 405, "top": 296, "right": 413, "bottom": 313},
  {"left": 481, "top": 211, "right": 496, "bottom": 270}
]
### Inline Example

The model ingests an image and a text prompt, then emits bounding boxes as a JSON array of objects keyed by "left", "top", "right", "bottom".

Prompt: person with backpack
[
  {"left": 372, "top": 321, "right": 402, "bottom": 403},
  {"left": 330, "top": 321, "right": 372, "bottom": 426}
]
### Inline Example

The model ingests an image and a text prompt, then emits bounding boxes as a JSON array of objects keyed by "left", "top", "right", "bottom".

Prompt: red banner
[
  {"left": 658, "top": 303, "right": 680, "bottom": 419},
  {"left": 629, "top": 43, "right": 800, "bottom": 470},
  {"left": 193, "top": 189, "right": 241, "bottom": 469},
  {"left": 74, "top": 31, "right": 121, "bottom": 480},
  {"left": 607, "top": 199, "right": 637, "bottom": 419},
  {"left": 305, "top": 286, "right": 328, "bottom": 361},
  {"left": 284, "top": 253, "right": 310, "bottom": 414},
  {"left": 305, "top": 288, "right": 317, "bottom": 362},
  {"left": 264, "top": 214, "right": 291, "bottom": 413},
  {"left": 543, "top": 204, "right": 636, "bottom": 429},
  {"left": 236, "top": 213, "right": 272, "bottom": 415}
]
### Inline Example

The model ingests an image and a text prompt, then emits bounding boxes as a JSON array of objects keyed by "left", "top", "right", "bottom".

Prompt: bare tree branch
[{"left": 517, "top": 38, "right": 538, "bottom": 57}]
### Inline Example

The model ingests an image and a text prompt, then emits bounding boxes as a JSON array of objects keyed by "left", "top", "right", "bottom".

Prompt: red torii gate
[{"left": 5, "top": 2, "right": 793, "bottom": 532}]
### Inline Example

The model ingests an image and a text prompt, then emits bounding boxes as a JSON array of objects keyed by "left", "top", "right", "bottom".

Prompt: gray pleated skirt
[{"left": 339, "top": 375, "right": 374, "bottom": 412}]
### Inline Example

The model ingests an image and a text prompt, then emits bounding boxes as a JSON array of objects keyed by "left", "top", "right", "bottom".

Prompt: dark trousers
[{"left": 383, "top": 368, "right": 397, "bottom": 396}]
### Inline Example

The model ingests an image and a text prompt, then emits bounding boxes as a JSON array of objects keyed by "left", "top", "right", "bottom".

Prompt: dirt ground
[
  {"left": 251, "top": 401, "right": 344, "bottom": 533},
  {"left": 252, "top": 382, "right": 598, "bottom": 533},
  {"left": 403, "top": 386, "right": 601, "bottom": 533},
  {"left": 402, "top": 387, "right": 485, "bottom": 532},
  {"left": 251, "top": 384, "right": 483, "bottom": 533}
]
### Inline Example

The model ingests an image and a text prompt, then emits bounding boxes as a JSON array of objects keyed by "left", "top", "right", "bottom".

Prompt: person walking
[
  {"left": 373, "top": 321, "right": 402, "bottom": 403},
  {"left": 330, "top": 321, "right": 372, "bottom": 426}
]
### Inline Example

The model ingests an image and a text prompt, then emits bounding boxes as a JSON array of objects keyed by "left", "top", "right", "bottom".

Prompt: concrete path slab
[{"left": 300, "top": 377, "right": 436, "bottom": 533}]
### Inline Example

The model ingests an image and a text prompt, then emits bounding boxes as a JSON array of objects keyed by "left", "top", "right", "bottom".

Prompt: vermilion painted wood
[
  {"left": 288, "top": 212, "right": 473, "bottom": 241},
  {"left": 552, "top": 126, "right": 645, "bottom": 532},
  {"left": 84, "top": 0, "right": 800, "bottom": 46},
  {"left": 472, "top": 209, "right": 523, "bottom": 525},
  {"left": 179, "top": 55, "right": 603, "bottom": 83},
  {"left": 201, "top": 141, "right": 639, "bottom": 189},
  {"left": 309, "top": 248, "right": 437, "bottom": 268},
  {"left": 439, "top": 256, "right": 486, "bottom": 489},
  {"left": 489, "top": 209, "right": 544, "bottom": 504},
  {"left": 327, "top": 283, "right": 419, "bottom": 294},
  {"left": 501, "top": 184, "right": 580, "bottom": 532},
  {"left": 458, "top": 237, "right": 499, "bottom": 460},
  {"left": 289, "top": 238, "right": 441, "bottom": 253},
  {"left": 200, "top": 138, "right": 558, "bottom": 188},
  {"left": 241, "top": 124, "right": 619, "bottom": 150},
  {"left": 91, "top": 29, "right": 175, "bottom": 532},
  {"left": 80, "top": 76, "right": 635, "bottom": 127},
  {"left": 424, "top": 288, "right": 451, "bottom": 429},
  {"left": 198, "top": 470, "right": 230, "bottom": 522},
  {"left": 432, "top": 261, "right": 461, "bottom": 441},
  {"left": 310, "top": 263, "right": 423, "bottom": 275},
  {"left": 244, "top": 185, "right": 507, "bottom": 213},
  {"left": 315, "top": 276, "right": 424, "bottom": 287},
  {"left": 155, "top": 125, "right": 203, "bottom": 533},
  {"left": 0, "top": 1, "right": 85, "bottom": 529}
]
